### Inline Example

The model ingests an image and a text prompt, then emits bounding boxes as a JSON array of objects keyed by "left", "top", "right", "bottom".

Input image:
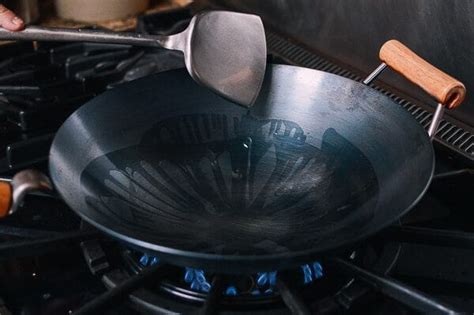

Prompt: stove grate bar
[
  {"left": 0, "top": 224, "right": 61, "bottom": 239},
  {"left": 384, "top": 225, "right": 474, "bottom": 249},
  {"left": 330, "top": 258, "right": 462, "bottom": 314},
  {"left": 73, "top": 263, "right": 167, "bottom": 315},
  {"left": 276, "top": 276, "right": 312, "bottom": 315},
  {"left": 266, "top": 31, "right": 474, "bottom": 160},
  {"left": 0, "top": 229, "right": 98, "bottom": 260},
  {"left": 199, "top": 275, "right": 224, "bottom": 315}
]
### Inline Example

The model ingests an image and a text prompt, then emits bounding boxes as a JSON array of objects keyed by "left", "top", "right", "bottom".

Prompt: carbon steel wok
[{"left": 0, "top": 40, "right": 466, "bottom": 273}]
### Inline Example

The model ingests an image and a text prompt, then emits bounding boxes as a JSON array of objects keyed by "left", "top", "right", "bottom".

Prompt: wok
[{"left": 0, "top": 40, "right": 466, "bottom": 273}]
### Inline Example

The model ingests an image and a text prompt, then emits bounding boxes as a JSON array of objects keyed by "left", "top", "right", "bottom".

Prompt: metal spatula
[{"left": 0, "top": 11, "right": 267, "bottom": 107}]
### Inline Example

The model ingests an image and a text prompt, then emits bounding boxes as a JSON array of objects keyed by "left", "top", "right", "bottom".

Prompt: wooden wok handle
[
  {"left": 379, "top": 40, "right": 466, "bottom": 109},
  {"left": 0, "top": 182, "right": 12, "bottom": 218}
]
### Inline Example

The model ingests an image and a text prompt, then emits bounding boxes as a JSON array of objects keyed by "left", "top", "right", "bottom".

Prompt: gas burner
[
  {"left": 80, "top": 235, "right": 400, "bottom": 314},
  {"left": 129, "top": 251, "right": 324, "bottom": 297}
]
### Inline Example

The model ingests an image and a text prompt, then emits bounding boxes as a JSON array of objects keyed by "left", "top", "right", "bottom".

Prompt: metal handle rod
[
  {"left": 427, "top": 103, "right": 445, "bottom": 139},
  {"left": 363, "top": 62, "right": 387, "bottom": 85},
  {"left": 0, "top": 26, "right": 166, "bottom": 48},
  {"left": 364, "top": 63, "right": 445, "bottom": 141}
]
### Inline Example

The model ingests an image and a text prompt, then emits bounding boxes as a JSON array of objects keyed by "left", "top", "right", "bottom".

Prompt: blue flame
[
  {"left": 302, "top": 264, "right": 313, "bottom": 284},
  {"left": 313, "top": 262, "right": 323, "bottom": 279},
  {"left": 176, "top": 261, "right": 323, "bottom": 296},
  {"left": 184, "top": 268, "right": 211, "bottom": 293},
  {"left": 256, "top": 272, "right": 268, "bottom": 287},
  {"left": 250, "top": 271, "right": 278, "bottom": 295},
  {"left": 139, "top": 254, "right": 149, "bottom": 266},
  {"left": 137, "top": 253, "right": 323, "bottom": 297},
  {"left": 301, "top": 261, "right": 324, "bottom": 284},
  {"left": 256, "top": 271, "right": 277, "bottom": 287},
  {"left": 139, "top": 254, "right": 160, "bottom": 267},
  {"left": 225, "top": 286, "right": 238, "bottom": 296}
]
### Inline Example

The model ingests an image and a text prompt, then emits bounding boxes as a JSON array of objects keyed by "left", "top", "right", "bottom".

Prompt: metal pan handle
[
  {"left": 0, "top": 170, "right": 52, "bottom": 218},
  {"left": 0, "top": 26, "right": 162, "bottom": 47},
  {"left": 0, "top": 182, "right": 12, "bottom": 218},
  {"left": 363, "top": 40, "right": 466, "bottom": 139}
]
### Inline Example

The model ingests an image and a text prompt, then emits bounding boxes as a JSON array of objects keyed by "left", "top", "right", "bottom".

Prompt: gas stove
[{"left": 0, "top": 7, "right": 473, "bottom": 315}]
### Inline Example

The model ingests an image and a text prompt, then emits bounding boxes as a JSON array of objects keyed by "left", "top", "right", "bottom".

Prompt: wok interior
[{"left": 81, "top": 113, "right": 379, "bottom": 255}]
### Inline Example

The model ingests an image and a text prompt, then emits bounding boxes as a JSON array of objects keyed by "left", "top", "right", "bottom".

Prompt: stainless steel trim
[
  {"left": 9, "top": 170, "right": 52, "bottom": 215},
  {"left": 363, "top": 63, "right": 387, "bottom": 85}
]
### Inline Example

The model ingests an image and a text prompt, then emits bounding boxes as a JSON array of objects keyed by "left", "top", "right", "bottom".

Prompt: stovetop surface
[{"left": 0, "top": 7, "right": 473, "bottom": 315}]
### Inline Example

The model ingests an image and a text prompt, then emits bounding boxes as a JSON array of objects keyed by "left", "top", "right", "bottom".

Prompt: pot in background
[{"left": 54, "top": 0, "right": 150, "bottom": 22}]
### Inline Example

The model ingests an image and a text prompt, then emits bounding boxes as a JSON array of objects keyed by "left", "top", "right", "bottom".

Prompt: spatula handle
[
  {"left": 0, "top": 26, "right": 161, "bottom": 47},
  {"left": 379, "top": 40, "right": 465, "bottom": 109}
]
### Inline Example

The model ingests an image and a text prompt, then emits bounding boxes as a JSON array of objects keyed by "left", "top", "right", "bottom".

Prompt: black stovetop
[{"left": 0, "top": 8, "right": 473, "bottom": 315}]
